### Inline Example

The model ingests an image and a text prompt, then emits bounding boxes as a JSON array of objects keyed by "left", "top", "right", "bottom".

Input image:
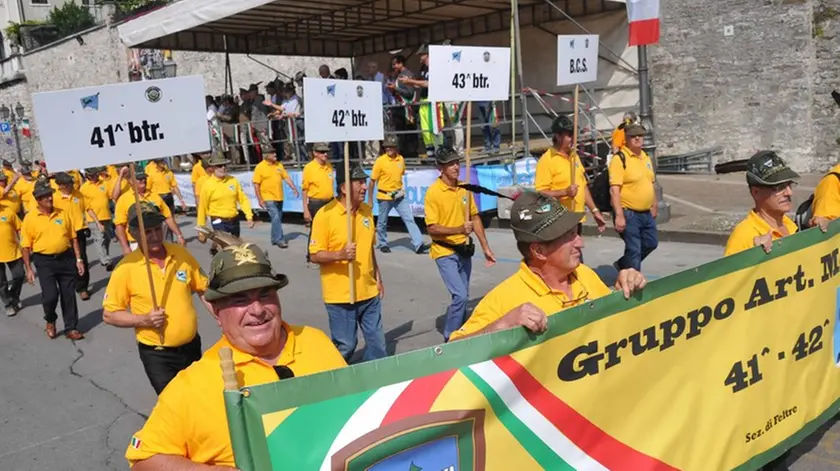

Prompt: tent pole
[
  {"left": 512, "top": 0, "right": 530, "bottom": 164},
  {"left": 509, "top": 0, "right": 517, "bottom": 184}
]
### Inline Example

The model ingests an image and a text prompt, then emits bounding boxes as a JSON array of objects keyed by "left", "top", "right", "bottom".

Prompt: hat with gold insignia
[
  {"left": 127, "top": 200, "right": 166, "bottom": 229},
  {"left": 206, "top": 243, "right": 289, "bottom": 302},
  {"left": 510, "top": 190, "right": 584, "bottom": 243}
]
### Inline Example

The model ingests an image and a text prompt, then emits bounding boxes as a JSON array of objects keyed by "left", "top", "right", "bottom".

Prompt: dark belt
[
  {"left": 138, "top": 336, "right": 198, "bottom": 353},
  {"left": 210, "top": 216, "right": 239, "bottom": 224},
  {"left": 32, "top": 249, "right": 73, "bottom": 260},
  {"left": 308, "top": 198, "right": 331, "bottom": 203}
]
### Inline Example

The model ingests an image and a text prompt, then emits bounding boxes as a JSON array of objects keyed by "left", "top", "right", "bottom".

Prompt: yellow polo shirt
[
  {"left": 197, "top": 176, "right": 253, "bottom": 223},
  {"left": 302, "top": 159, "right": 334, "bottom": 200},
  {"left": 0, "top": 207, "right": 21, "bottom": 263},
  {"left": 724, "top": 210, "right": 798, "bottom": 256},
  {"left": 371, "top": 154, "right": 406, "bottom": 201},
  {"left": 146, "top": 163, "right": 177, "bottom": 195},
  {"left": 15, "top": 178, "right": 35, "bottom": 213},
  {"left": 191, "top": 160, "right": 206, "bottom": 198},
  {"left": 69, "top": 170, "right": 83, "bottom": 191},
  {"left": 812, "top": 164, "right": 840, "bottom": 220},
  {"left": 105, "top": 175, "right": 130, "bottom": 201},
  {"left": 80, "top": 179, "right": 112, "bottom": 223},
  {"left": 107, "top": 165, "right": 118, "bottom": 180},
  {"left": 609, "top": 146, "right": 656, "bottom": 212},
  {"left": 450, "top": 263, "right": 611, "bottom": 341},
  {"left": 52, "top": 189, "right": 87, "bottom": 232},
  {"left": 114, "top": 191, "right": 172, "bottom": 243},
  {"left": 2, "top": 168, "right": 13, "bottom": 181},
  {"left": 1, "top": 183, "right": 22, "bottom": 215},
  {"left": 103, "top": 243, "right": 208, "bottom": 348},
  {"left": 424, "top": 178, "right": 478, "bottom": 260},
  {"left": 309, "top": 200, "right": 378, "bottom": 304},
  {"left": 125, "top": 324, "right": 346, "bottom": 468},
  {"left": 21, "top": 208, "right": 75, "bottom": 255},
  {"left": 534, "top": 147, "right": 587, "bottom": 220},
  {"left": 253, "top": 160, "right": 290, "bottom": 202}
]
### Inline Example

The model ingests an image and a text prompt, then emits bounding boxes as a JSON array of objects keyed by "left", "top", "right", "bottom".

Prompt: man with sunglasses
[
  {"left": 125, "top": 240, "right": 346, "bottom": 469},
  {"left": 725, "top": 151, "right": 803, "bottom": 256},
  {"left": 610, "top": 123, "right": 658, "bottom": 271},
  {"left": 449, "top": 191, "right": 646, "bottom": 341}
]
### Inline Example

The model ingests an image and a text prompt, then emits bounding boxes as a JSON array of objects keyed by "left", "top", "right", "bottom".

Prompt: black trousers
[
  {"left": 75, "top": 230, "right": 90, "bottom": 293},
  {"left": 33, "top": 251, "right": 79, "bottom": 331},
  {"left": 137, "top": 334, "right": 202, "bottom": 395},
  {"left": 305, "top": 198, "right": 332, "bottom": 263},
  {"left": 392, "top": 110, "right": 419, "bottom": 158},
  {"left": 160, "top": 193, "right": 176, "bottom": 242},
  {"left": 0, "top": 258, "right": 24, "bottom": 308}
]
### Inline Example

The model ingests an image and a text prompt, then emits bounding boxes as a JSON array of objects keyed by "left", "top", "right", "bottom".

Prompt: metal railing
[{"left": 657, "top": 147, "right": 721, "bottom": 174}]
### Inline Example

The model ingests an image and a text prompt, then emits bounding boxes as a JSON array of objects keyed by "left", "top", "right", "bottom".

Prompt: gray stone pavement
[{"left": 0, "top": 217, "right": 836, "bottom": 470}]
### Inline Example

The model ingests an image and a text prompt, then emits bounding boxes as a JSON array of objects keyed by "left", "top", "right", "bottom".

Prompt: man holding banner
[
  {"left": 125, "top": 242, "right": 346, "bottom": 469},
  {"left": 309, "top": 164, "right": 387, "bottom": 363},
  {"left": 449, "top": 191, "right": 646, "bottom": 341},
  {"left": 425, "top": 147, "right": 495, "bottom": 342}
]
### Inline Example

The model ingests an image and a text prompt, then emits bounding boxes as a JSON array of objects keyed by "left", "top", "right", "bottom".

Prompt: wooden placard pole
[
  {"left": 344, "top": 141, "right": 355, "bottom": 304},
  {"left": 571, "top": 84, "right": 580, "bottom": 187},
  {"left": 464, "top": 102, "right": 473, "bottom": 221},
  {"left": 129, "top": 163, "right": 164, "bottom": 347},
  {"left": 219, "top": 347, "right": 239, "bottom": 391}
]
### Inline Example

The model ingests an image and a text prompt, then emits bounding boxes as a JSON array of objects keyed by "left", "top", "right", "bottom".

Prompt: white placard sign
[
  {"left": 428, "top": 45, "right": 511, "bottom": 102},
  {"left": 302, "top": 78, "right": 384, "bottom": 143},
  {"left": 31, "top": 75, "right": 209, "bottom": 172},
  {"left": 556, "top": 34, "right": 599, "bottom": 86}
]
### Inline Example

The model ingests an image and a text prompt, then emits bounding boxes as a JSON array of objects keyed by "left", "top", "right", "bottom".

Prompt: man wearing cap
[
  {"left": 725, "top": 151, "right": 803, "bottom": 256},
  {"left": 80, "top": 167, "right": 115, "bottom": 272},
  {"left": 0, "top": 193, "right": 23, "bottom": 316},
  {"left": 115, "top": 170, "right": 184, "bottom": 255},
  {"left": 1, "top": 159, "right": 14, "bottom": 181},
  {"left": 124, "top": 243, "right": 346, "bottom": 469},
  {"left": 449, "top": 191, "right": 647, "bottom": 341},
  {"left": 310, "top": 163, "right": 387, "bottom": 362},
  {"left": 15, "top": 162, "right": 37, "bottom": 214},
  {"left": 425, "top": 147, "right": 496, "bottom": 342},
  {"left": 198, "top": 153, "right": 254, "bottom": 239},
  {"left": 536, "top": 115, "right": 607, "bottom": 237},
  {"left": 21, "top": 180, "right": 85, "bottom": 340},
  {"left": 609, "top": 122, "right": 658, "bottom": 271},
  {"left": 0, "top": 171, "right": 22, "bottom": 216},
  {"left": 103, "top": 202, "right": 209, "bottom": 395},
  {"left": 146, "top": 159, "right": 187, "bottom": 217},
  {"left": 303, "top": 143, "right": 335, "bottom": 262},
  {"left": 52, "top": 172, "right": 92, "bottom": 300},
  {"left": 369, "top": 135, "right": 429, "bottom": 254},
  {"left": 253, "top": 151, "right": 300, "bottom": 249}
]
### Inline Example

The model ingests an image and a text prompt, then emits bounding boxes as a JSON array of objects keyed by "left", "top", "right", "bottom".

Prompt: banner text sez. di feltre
[{"left": 557, "top": 248, "right": 840, "bottom": 382}]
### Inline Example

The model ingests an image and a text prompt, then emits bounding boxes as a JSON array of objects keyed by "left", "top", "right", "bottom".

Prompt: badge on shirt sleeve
[
  {"left": 130, "top": 436, "right": 142, "bottom": 449},
  {"left": 176, "top": 270, "right": 187, "bottom": 283},
  {"left": 73, "top": 198, "right": 79, "bottom": 204},
  {"left": 228, "top": 185, "right": 235, "bottom": 191},
  {"left": 0, "top": 216, "right": 6, "bottom": 222},
  {"left": 363, "top": 218, "right": 370, "bottom": 229},
  {"left": 55, "top": 218, "right": 64, "bottom": 225}
]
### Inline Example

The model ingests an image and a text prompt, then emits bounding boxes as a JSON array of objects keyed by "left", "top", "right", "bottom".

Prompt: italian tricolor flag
[{"left": 627, "top": 0, "right": 660, "bottom": 46}]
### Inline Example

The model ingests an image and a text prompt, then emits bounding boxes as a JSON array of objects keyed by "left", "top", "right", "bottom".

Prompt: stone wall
[
  {"left": 811, "top": 0, "right": 840, "bottom": 170},
  {"left": 650, "top": 0, "right": 819, "bottom": 171}
]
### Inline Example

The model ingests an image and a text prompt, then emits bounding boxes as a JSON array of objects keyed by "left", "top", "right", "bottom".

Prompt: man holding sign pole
[{"left": 309, "top": 163, "right": 387, "bottom": 363}]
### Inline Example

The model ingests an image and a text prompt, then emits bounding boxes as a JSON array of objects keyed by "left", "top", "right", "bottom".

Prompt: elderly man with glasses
[{"left": 448, "top": 191, "right": 646, "bottom": 341}]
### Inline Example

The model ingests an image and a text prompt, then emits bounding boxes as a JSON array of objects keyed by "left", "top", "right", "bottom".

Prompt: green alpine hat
[
  {"left": 206, "top": 152, "right": 231, "bottom": 167},
  {"left": 336, "top": 163, "right": 368, "bottom": 187},
  {"left": 510, "top": 191, "right": 584, "bottom": 243},
  {"left": 745, "top": 150, "right": 800, "bottom": 187},
  {"left": 434, "top": 146, "right": 461, "bottom": 165},
  {"left": 205, "top": 243, "right": 289, "bottom": 302},
  {"left": 551, "top": 115, "right": 574, "bottom": 134},
  {"left": 134, "top": 169, "right": 148, "bottom": 180},
  {"left": 32, "top": 180, "right": 53, "bottom": 199},
  {"left": 382, "top": 135, "right": 399, "bottom": 148},
  {"left": 127, "top": 200, "right": 166, "bottom": 229},
  {"left": 624, "top": 123, "right": 646, "bottom": 137},
  {"left": 54, "top": 172, "right": 74, "bottom": 185},
  {"left": 312, "top": 142, "right": 330, "bottom": 153}
]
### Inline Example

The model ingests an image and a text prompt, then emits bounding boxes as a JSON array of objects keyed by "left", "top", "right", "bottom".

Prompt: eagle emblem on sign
[
  {"left": 483, "top": 51, "right": 491, "bottom": 63},
  {"left": 356, "top": 85, "right": 364, "bottom": 98}
]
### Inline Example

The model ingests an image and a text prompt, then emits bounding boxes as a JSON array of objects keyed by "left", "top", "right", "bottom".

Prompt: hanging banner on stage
[
  {"left": 223, "top": 223, "right": 840, "bottom": 471},
  {"left": 428, "top": 45, "right": 511, "bottom": 102}
]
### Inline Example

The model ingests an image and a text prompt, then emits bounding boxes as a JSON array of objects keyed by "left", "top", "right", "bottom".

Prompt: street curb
[{"left": 486, "top": 219, "right": 727, "bottom": 246}]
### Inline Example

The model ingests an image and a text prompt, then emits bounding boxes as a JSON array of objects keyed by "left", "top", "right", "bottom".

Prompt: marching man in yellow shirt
[
  {"left": 52, "top": 172, "right": 92, "bottom": 300},
  {"left": 535, "top": 115, "right": 606, "bottom": 235},
  {"left": 369, "top": 135, "right": 429, "bottom": 254},
  {"left": 302, "top": 143, "right": 334, "bottom": 263},
  {"left": 103, "top": 202, "right": 209, "bottom": 395},
  {"left": 124, "top": 240, "right": 346, "bottom": 469},
  {"left": 424, "top": 147, "right": 495, "bottom": 342},
  {"left": 80, "top": 167, "right": 115, "bottom": 271},
  {"left": 724, "top": 151, "right": 823, "bottom": 256},
  {"left": 190, "top": 154, "right": 207, "bottom": 208},
  {"left": 198, "top": 153, "right": 254, "bottom": 241},
  {"left": 114, "top": 170, "right": 185, "bottom": 255},
  {"left": 21, "top": 180, "right": 85, "bottom": 340},
  {"left": 253, "top": 151, "right": 299, "bottom": 248},
  {"left": 309, "top": 163, "right": 387, "bottom": 362},
  {"left": 609, "top": 123, "right": 658, "bottom": 271},
  {"left": 450, "top": 191, "right": 646, "bottom": 341},
  {"left": 0, "top": 193, "right": 24, "bottom": 317}
]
